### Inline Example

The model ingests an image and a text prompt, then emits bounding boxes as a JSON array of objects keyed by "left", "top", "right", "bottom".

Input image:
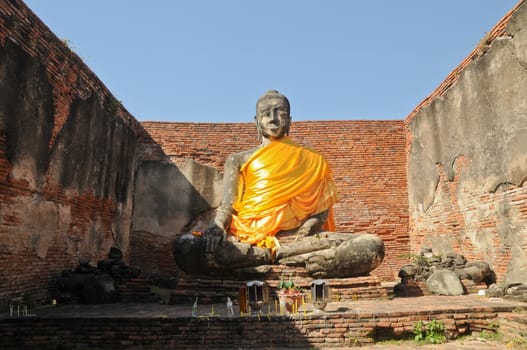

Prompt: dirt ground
[{"left": 356, "top": 334, "right": 525, "bottom": 350}]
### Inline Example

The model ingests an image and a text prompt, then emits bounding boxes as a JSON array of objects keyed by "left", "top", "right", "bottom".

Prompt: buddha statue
[{"left": 174, "top": 90, "right": 384, "bottom": 278}]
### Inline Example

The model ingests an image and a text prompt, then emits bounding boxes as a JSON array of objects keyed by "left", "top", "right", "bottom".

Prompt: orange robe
[{"left": 229, "top": 136, "right": 338, "bottom": 252}]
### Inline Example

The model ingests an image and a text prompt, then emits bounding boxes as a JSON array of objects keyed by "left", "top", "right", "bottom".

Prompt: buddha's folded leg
[{"left": 279, "top": 233, "right": 385, "bottom": 278}]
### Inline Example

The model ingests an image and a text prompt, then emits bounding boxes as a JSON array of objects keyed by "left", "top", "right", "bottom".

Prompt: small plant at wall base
[
  {"left": 488, "top": 319, "right": 500, "bottom": 332},
  {"left": 413, "top": 320, "right": 446, "bottom": 344}
]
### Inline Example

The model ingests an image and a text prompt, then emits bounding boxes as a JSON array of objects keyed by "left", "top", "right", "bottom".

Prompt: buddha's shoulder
[{"left": 226, "top": 147, "right": 259, "bottom": 165}]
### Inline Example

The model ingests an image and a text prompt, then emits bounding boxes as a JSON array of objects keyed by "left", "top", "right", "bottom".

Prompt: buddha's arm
[
  {"left": 214, "top": 153, "right": 240, "bottom": 231},
  {"left": 204, "top": 149, "right": 255, "bottom": 252}
]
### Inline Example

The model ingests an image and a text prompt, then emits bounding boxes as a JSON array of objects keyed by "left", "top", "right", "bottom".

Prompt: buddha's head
[{"left": 255, "top": 90, "right": 291, "bottom": 141}]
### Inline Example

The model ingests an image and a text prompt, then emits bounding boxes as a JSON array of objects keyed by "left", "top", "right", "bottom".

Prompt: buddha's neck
[{"left": 260, "top": 136, "right": 288, "bottom": 147}]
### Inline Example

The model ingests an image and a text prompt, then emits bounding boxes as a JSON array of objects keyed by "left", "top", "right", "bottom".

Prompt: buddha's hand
[
  {"left": 214, "top": 208, "right": 232, "bottom": 232},
  {"left": 296, "top": 210, "right": 329, "bottom": 237},
  {"left": 203, "top": 224, "right": 226, "bottom": 253},
  {"left": 296, "top": 217, "right": 322, "bottom": 237}
]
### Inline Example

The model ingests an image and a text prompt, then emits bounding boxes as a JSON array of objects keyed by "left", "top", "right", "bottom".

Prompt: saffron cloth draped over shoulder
[{"left": 230, "top": 136, "right": 338, "bottom": 251}]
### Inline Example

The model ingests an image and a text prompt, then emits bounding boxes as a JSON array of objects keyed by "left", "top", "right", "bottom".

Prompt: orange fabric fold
[{"left": 229, "top": 137, "right": 337, "bottom": 252}]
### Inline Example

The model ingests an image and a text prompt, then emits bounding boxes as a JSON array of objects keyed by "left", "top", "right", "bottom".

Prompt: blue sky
[{"left": 24, "top": 0, "right": 520, "bottom": 122}]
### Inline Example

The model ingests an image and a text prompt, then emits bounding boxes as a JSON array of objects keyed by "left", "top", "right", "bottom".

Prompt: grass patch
[{"left": 413, "top": 319, "right": 446, "bottom": 344}]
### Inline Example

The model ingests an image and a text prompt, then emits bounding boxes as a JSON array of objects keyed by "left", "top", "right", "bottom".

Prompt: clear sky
[{"left": 24, "top": 0, "right": 520, "bottom": 122}]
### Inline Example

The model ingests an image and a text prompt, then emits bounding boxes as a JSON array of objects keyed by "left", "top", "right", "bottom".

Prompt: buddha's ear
[{"left": 254, "top": 115, "right": 262, "bottom": 142}]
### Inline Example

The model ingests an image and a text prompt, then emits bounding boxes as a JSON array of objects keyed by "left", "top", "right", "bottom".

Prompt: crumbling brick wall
[
  {"left": 405, "top": 1, "right": 527, "bottom": 283},
  {"left": 0, "top": 0, "right": 145, "bottom": 306}
]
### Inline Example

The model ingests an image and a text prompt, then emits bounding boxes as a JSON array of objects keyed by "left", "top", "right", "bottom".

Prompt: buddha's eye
[{"left": 258, "top": 108, "right": 289, "bottom": 119}]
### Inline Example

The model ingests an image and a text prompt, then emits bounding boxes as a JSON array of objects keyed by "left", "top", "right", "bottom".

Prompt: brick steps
[{"left": 1, "top": 295, "right": 525, "bottom": 349}]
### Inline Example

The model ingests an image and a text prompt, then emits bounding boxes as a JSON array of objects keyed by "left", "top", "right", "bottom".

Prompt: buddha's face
[{"left": 256, "top": 97, "right": 291, "bottom": 140}]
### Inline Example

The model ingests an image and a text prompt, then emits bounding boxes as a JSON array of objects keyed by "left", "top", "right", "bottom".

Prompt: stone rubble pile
[
  {"left": 487, "top": 282, "right": 527, "bottom": 302},
  {"left": 55, "top": 247, "right": 141, "bottom": 304},
  {"left": 395, "top": 248, "right": 496, "bottom": 296}
]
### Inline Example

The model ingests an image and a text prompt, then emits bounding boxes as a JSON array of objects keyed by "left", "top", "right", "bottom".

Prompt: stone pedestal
[{"left": 169, "top": 272, "right": 389, "bottom": 305}]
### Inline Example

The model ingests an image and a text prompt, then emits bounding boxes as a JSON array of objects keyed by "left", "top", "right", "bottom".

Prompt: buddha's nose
[{"left": 270, "top": 108, "right": 279, "bottom": 121}]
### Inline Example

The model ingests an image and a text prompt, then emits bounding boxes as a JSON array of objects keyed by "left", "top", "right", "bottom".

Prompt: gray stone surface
[
  {"left": 0, "top": 39, "right": 136, "bottom": 257},
  {"left": 426, "top": 269, "right": 464, "bottom": 296},
  {"left": 132, "top": 159, "right": 222, "bottom": 237},
  {"left": 408, "top": 19, "right": 527, "bottom": 206}
]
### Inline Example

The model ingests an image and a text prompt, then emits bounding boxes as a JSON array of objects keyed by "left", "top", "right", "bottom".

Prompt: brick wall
[
  {"left": 139, "top": 121, "right": 409, "bottom": 280},
  {"left": 408, "top": 156, "right": 527, "bottom": 282},
  {"left": 0, "top": 308, "right": 503, "bottom": 349},
  {"left": 405, "top": 1, "right": 527, "bottom": 283},
  {"left": 0, "top": 0, "right": 146, "bottom": 307}
]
